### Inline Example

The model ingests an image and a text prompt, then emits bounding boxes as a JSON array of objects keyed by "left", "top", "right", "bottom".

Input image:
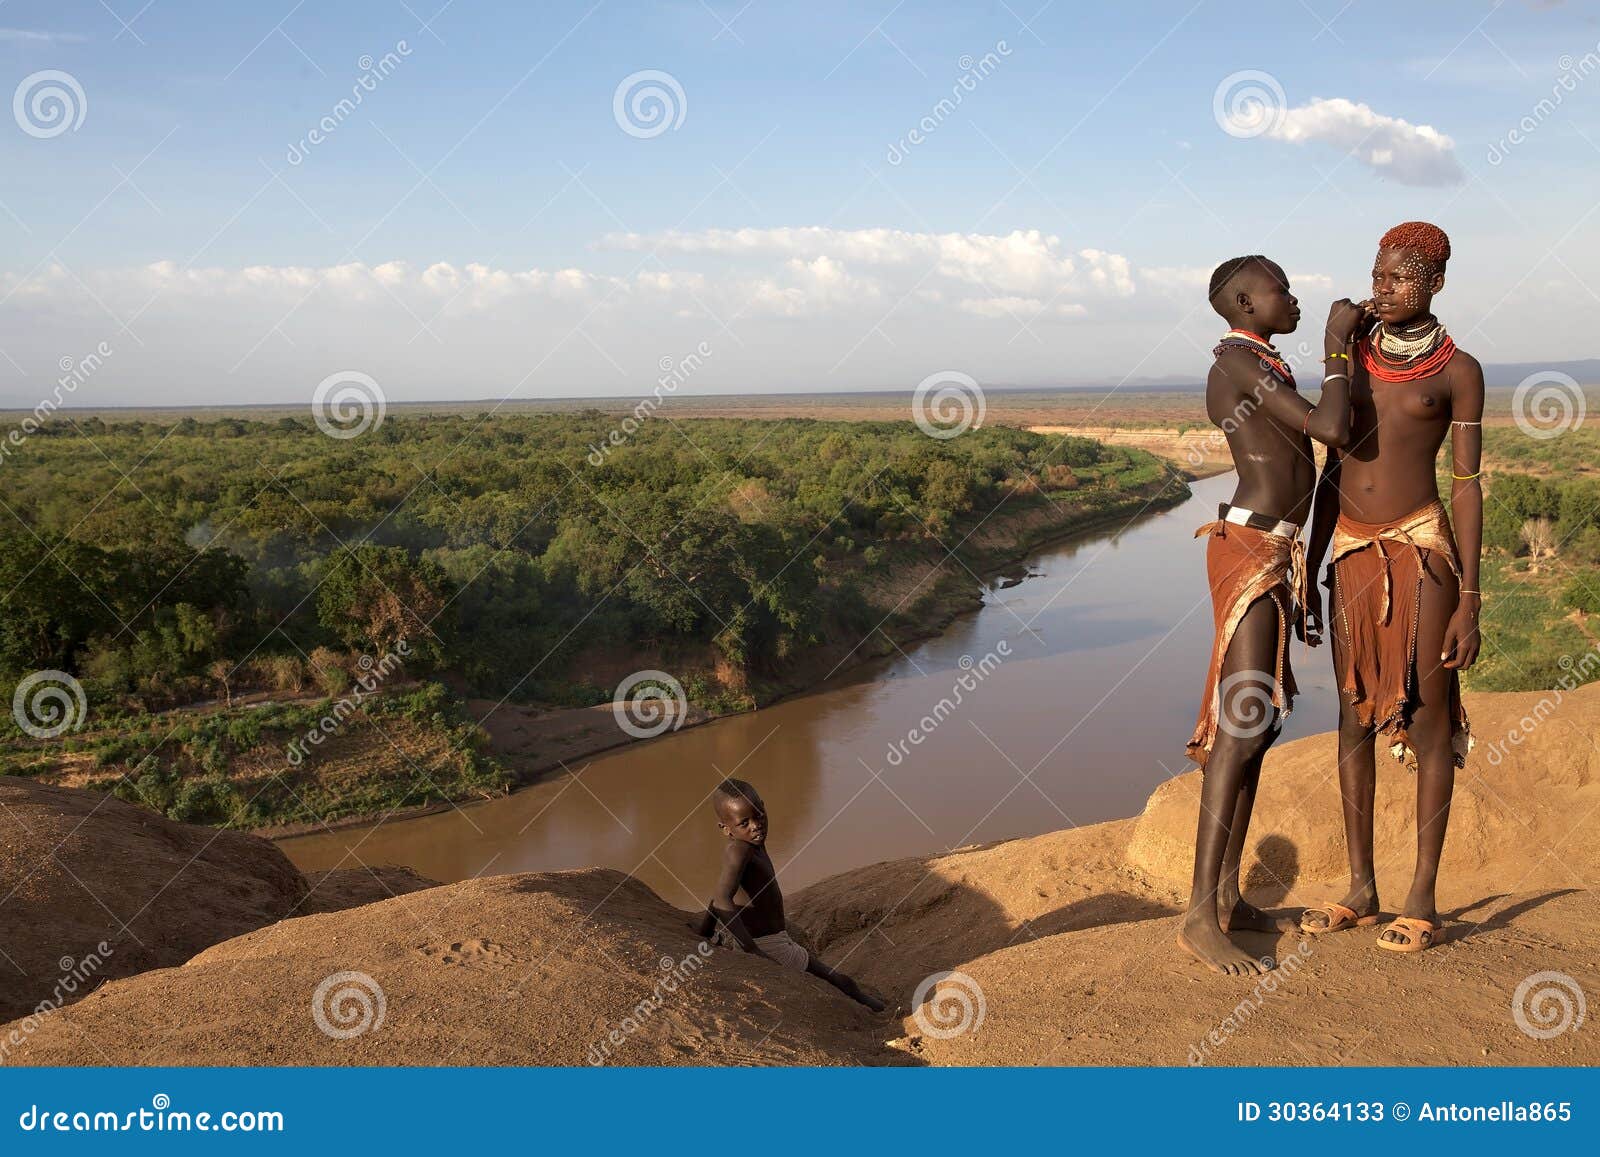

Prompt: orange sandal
[
  {"left": 1375, "top": 916, "right": 1440, "bottom": 953},
  {"left": 1299, "top": 902, "right": 1380, "bottom": 935}
]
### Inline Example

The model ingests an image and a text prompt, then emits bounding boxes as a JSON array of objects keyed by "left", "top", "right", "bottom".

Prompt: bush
[
  {"left": 307, "top": 646, "right": 351, "bottom": 696},
  {"left": 1563, "top": 577, "right": 1600, "bottom": 615},
  {"left": 169, "top": 775, "right": 242, "bottom": 825}
]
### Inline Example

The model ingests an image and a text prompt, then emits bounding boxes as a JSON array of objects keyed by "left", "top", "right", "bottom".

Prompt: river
[{"left": 280, "top": 472, "right": 1339, "bottom": 909}]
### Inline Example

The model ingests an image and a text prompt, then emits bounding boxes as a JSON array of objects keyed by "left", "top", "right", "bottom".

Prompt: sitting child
[{"left": 692, "top": 778, "right": 884, "bottom": 1011}]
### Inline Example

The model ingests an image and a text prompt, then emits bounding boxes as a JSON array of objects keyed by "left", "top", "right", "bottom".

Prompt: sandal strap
[{"left": 1384, "top": 917, "right": 1436, "bottom": 943}]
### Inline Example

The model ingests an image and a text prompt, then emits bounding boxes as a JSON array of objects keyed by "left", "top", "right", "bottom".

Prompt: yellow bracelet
[
  {"left": 1452, "top": 470, "right": 1481, "bottom": 480},
  {"left": 1324, "top": 351, "right": 1350, "bottom": 362}
]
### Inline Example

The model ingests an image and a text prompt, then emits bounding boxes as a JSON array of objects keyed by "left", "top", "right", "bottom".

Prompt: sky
[{"left": 1, "top": 0, "right": 1598, "bottom": 407}]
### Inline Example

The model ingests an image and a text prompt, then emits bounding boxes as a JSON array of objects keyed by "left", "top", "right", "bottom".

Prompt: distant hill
[{"left": 4, "top": 361, "right": 1598, "bottom": 415}]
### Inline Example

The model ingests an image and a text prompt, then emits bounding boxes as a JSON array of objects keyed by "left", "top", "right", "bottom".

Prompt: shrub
[{"left": 1564, "top": 577, "right": 1600, "bottom": 615}]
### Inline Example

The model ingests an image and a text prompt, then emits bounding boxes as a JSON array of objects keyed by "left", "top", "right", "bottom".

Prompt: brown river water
[{"left": 280, "top": 472, "right": 1339, "bottom": 910}]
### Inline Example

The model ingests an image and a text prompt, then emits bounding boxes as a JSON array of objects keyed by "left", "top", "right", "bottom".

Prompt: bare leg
[
  {"left": 689, "top": 904, "right": 716, "bottom": 938},
  {"left": 1217, "top": 746, "right": 1299, "bottom": 932},
  {"left": 1301, "top": 575, "right": 1381, "bottom": 931},
  {"left": 805, "top": 956, "right": 885, "bottom": 1011},
  {"left": 1381, "top": 555, "right": 1459, "bottom": 944},
  {"left": 1178, "top": 597, "right": 1281, "bottom": 975}
]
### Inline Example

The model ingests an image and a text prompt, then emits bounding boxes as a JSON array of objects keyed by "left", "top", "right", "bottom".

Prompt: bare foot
[
  {"left": 1299, "top": 883, "right": 1379, "bottom": 931},
  {"left": 1220, "top": 897, "right": 1299, "bottom": 933},
  {"left": 1380, "top": 887, "right": 1438, "bottom": 946},
  {"left": 1177, "top": 914, "right": 1273, "bottom": 977}
]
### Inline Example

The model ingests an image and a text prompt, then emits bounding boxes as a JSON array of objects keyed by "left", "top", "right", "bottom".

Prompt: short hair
[
  {"left": 1379, "top": 221, "right": 1451, "bottom": 271},
  {"left": 1208, "top": 255, "right": 1269, "bottom": 310},
  {"left": 713, "top": 778, "right": 759, "bottom": 808}
]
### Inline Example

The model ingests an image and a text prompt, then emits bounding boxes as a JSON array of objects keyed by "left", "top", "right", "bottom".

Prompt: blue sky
[{"left": 1, "top": 0, "right": 1597, "bottom": 405}]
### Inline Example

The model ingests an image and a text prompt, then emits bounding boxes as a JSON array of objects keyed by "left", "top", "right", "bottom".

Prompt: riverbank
[
  {"left": 259, "top": 464, "right": 1194, "bottom": 840},
  {"left": 1, "top": 441, "right": 1192, "bottom": 838},
  {"left": 7, "top": 680, "right": 1597, "bottom": 1066}
]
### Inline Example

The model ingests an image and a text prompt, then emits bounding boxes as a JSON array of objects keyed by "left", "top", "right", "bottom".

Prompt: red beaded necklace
[
  {"left": 1216, "top": 329, "right": 1295, "bottom": 384},
  {"left": 1361, "top": 327, "right": 1456, "bottom": 382}
]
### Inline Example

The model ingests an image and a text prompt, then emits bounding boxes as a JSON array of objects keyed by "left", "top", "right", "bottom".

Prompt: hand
[
  {"left": 1441, "top": 600, "right": 1481, "bottom": 670},
  {"left": 1325, "top": 298, "right": 1368, "bottom": 344},
  {"left": 1298, "top": 588, "right": 1324, "bottom": 647}
]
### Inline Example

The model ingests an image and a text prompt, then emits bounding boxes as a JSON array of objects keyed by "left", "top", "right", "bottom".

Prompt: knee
[
  {"left": 1210, "top": 718, "right": 1278, "bottom": 767},
  {"left": 1406, "top": 706, "right": 1451, "bottom": 749},
  {"left": 1337, "top": 707, "right": 1371, "bottom": 743}
]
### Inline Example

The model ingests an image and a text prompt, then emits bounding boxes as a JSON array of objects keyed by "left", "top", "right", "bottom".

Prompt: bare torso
[
  {"left": 733, "top": 845, "right": 785, "bottom": 936},
  {"left": 1336, "top": 353, "right": 1467, "bottom": 521},
  {"left": 1210, "top": 352, "right": 1317, "bottom": 523}
]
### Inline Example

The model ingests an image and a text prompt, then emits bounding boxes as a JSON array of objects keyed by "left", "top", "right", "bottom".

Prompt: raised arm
[
  {"left": 1443, "top": 353, "right": 1485, "bottom": 670},
  {"left": 1250, "top": 299, "right": 1367, "bottom": 449},
  {"left": 708, "top": 840, "right": 763, "bottom": 953}
]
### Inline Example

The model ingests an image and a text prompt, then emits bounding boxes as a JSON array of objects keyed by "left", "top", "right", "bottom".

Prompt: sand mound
[
  {"left": 790, "top": 819, "right": 1180, "bottom": 1002},
  {"left": 1127, "top": 683, "right": 1600, "bottom": 891},
  {"left": 4, "top": 870, "right": 899, "bottom": 1066},
  {"left": 300, "top": 865, "right": 439, "bottom": 914},
  {"left": 0, "top": 776, "right": 306, "bottom": 1022},
  {"left": 897, "top": 887, "right": 1600, "bottom": 1066}
]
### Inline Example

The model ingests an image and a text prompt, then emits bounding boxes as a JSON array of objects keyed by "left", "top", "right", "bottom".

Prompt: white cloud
[
  {"left": 0, "top": 28, "right": 87, "bottom": 43},
  {"left": 958, "top": 296, "right": 1088, "bottom": 320},
  {"left": 1, "top": 230, "right": 1344, "bottom": 405},
  {"left": 598, "top": 226, "right": 1135, "bottom": 298},
  {"left": 1265, "top": 97, "right": 1463, "bottom": 186}
]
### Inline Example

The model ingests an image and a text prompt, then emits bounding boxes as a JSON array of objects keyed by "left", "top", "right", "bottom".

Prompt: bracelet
[
  {"left": 1452, "top": 470, "right": 1481, "bottom": 480},
  {"left": 1322, "top": 372, "right": 1350, "bottom": 384},
  {"left": 1324, "top": 351, "right": 1350, "bottom": 362},
  {"left": 1459, "top": 589, "right": 1481, "bottom": 596},
  {"left": 1302, "top": 410, "right": 1313, "bottom": 435}
]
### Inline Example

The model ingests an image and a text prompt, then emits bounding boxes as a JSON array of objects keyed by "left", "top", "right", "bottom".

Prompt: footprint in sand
[{"left": 416, "top": 938, "right": 523, "bottom": 967}]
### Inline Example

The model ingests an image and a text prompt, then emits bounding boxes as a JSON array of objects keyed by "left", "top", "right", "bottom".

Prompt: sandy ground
[{"left": 4, "top": 683, "right": 1598, "bottom": 1066}]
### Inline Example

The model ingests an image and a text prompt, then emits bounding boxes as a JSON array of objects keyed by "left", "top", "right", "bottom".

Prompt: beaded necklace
[
  {"left": 1362, "top": 319, "right": 1456, "bottom": 382},
  {"left": 1215, "top": 328, "right": 1295, "bottom": 385}
]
